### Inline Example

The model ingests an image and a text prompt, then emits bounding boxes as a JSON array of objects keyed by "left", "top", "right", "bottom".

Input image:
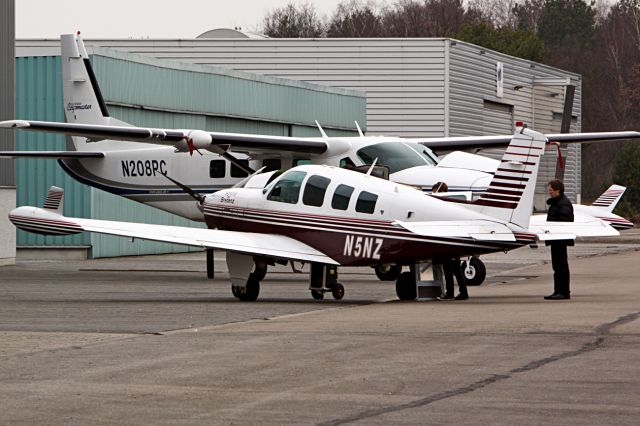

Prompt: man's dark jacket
[{"left": 546, "top": 194, "right": 574, "bottom": 246}]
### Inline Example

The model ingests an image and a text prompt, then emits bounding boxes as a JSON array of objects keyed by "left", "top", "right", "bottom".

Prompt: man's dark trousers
[{"left": 551, "top": 242, "right": 570, "bottom": 295}]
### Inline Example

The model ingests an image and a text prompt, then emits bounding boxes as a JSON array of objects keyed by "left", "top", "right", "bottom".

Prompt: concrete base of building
[
  {"left": 0, "top": 187, "right": 16, "bottom": 265},
  {"left": 17, "top": 247, "right": 89, "bottom": 261}
]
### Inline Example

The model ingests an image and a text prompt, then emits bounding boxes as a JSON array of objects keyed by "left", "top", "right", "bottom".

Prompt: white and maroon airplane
[{"left": 9, "top": 125, "right": 618, "bottom": 301}]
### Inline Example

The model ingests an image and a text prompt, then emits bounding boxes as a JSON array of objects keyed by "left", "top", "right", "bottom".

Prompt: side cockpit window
[
  {"left": 332, "top": 184, "right": 354, "bottom": 210},
  {"left": 355, "top": 191, "right": 378, "bottom": 214},
  {"left": 303, "top": 175, "right": 331, "bottom": 207},
  {"left": 267, "top": 171, "right": 307, "bottom": 204}
]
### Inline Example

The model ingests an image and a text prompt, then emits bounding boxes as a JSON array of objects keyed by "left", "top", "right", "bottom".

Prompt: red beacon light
[{"left": 515, "top": 121, "right": 527, "bottom": 128}]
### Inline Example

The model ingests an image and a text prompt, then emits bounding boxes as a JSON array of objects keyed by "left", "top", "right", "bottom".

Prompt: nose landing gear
[{"left": 309, "top": 264, "right": 345, "bottom": 300}]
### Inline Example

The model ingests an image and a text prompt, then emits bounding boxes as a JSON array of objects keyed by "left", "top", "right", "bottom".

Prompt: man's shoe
[
  {"left": 454, "top": 294, "right": 468, "bottom": 300},
  {"left": 544, "top": 293, "right": 570, "bottom": 300},
  {"left": 439, "top": 293, "right": 454, "bottom": 300}
]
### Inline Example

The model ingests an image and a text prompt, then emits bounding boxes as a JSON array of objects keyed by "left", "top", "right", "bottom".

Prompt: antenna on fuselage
[
  {"left": 354, "top": 121, "right": 364, "bottom": 137},
  {"left": 315, "top": 120, "right": 328, "bottom": 139},
  {"left": 366, "top": 158, "right": 379, "bottom": 176}
]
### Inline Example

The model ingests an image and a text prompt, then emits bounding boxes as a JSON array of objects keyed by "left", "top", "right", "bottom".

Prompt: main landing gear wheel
[
  {"left": 331, "top": 283, "right": 345, "bottom": 300},
  {"left": 463, "top": 257, "right": 486, "bottom": 286},
  {"left": 251, "top": 261, "right": 268, "bottom": 282},
  {"left": 374, "top": 264, "right": 402, "bottom": 281},
  {"left": 395, "top": 271, "right": 417, "bottom": 301},
  {"left": 311, "top": 290, "right": 324, "bottom": 300},
  {"left": 235, "top": 275, "right": 260, "bottom": 302}
]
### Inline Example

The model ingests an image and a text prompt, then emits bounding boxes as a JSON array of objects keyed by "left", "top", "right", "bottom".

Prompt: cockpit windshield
[{"left": 356, "top": 142, "right": 438, "bottom": 174}]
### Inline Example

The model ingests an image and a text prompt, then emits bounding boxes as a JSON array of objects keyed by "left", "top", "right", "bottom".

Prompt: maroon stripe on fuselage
[{"left": 204, "top": 206, "right": 522, "bottom": 266}]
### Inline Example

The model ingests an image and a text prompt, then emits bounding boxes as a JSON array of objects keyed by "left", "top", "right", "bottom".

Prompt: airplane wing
[
  {"left": 4, "top": 119, "right": 638, "bottom": 157},
  {"left": 0, "top": 120, "right": 328, "bottom": 155},
  {"left": 412, "top": 131, "right": 640, "bottom": 151},
  {"left": 9, "top": 204, "right": 338, "bottom": 265},
  {"left": 394, "top": 220, "right": 517, "bottom": 241},
  {"left": 529, "top": 212, "right": 620, "bottom": 240},
  {"left": 0, "top": 151, "right": 104, "bottom": 158}
]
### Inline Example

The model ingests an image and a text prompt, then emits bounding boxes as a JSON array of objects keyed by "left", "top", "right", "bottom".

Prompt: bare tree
[
  {"left": 467, "top": 0, "right": 519, "bottom": 28},
  {"left": 263, "top": 2, "right": 326, "bottom": 38},
  {"left": 327, "top": 0, "right": 384, "bottom": 37}
]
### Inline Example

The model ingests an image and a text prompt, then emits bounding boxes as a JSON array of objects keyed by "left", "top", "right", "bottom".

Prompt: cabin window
[
  {"left": 355, "top": 191, "right": 378, "bottom": 214},
  {"left": 332, "top": 184, "right": 354, "bottom": 210},
  {"left": 356, "top": 141, "right": 437, "bottom": 173},
  {"left": 209, "top": 160, "right": 226, "bottom": 178},
  {"left": 293, "top": 158, "right": 312, "bottom": 166},
  {"left": 303, "top": 175, "right": 331, "bottom": 207},
  {"left": 231, "top": 160, "right": 250, "bottom": 178},
  {"left": 339, "top": 157, "right": 356, "bottom": 169},
  {"left": 267, "top": 170, "right": 307, "bottom": 204},
  {"left": 262, "top": 158, "right": 281, "bottom": 172}
]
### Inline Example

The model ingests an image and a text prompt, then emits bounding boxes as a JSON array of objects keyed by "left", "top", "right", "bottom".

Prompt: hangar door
[{"left": 480, "top": 100, "right": 514, "bottom": 160}]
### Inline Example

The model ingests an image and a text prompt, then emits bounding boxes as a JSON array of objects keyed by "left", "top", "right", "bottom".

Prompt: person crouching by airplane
[
  {"left": 431, "top": 182, "right": 469, "bottom": 301},
  {"left": 545, "top": 179, "right": 574, "bottom": 300}
]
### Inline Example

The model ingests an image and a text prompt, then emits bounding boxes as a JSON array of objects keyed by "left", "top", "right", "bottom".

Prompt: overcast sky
[{"left": 16, "top": 0, "right": 345, "bottom": 39}]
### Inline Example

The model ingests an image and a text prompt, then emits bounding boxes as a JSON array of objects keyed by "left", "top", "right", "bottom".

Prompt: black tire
[
  {"left": 231, "top": 285, "right": 240, "bottom": 298},
  {"left": 374, "top": 264, "right": 402, "bottom": 281},
  {"left": 395, "top": 271, "right": 417, "bottom": 300},
  {"left": 251, "top": 262, "right": 268, "bottom": 282},
  {"left": 462, "top": 257, "right": 486, "bottom": 286},
  {"left": 237, "top": 275, "right": 260, "bottom": 302},
  {"left": 331, "top": 283, "right": 345, "bottom": 300},
  {"left": 311, "top": 290, "right": 324, "bottom": 300}
]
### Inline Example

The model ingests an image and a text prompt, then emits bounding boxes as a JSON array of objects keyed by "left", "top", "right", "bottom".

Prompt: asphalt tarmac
[{"left": 1, "top": 239, "right": 639, "bottom": 425}]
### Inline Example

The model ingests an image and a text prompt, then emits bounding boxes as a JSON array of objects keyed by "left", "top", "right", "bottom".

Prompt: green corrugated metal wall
[
  {"left": 92, "top": 50, "right": 365, "bottom": 131},
  {"left": 16, "top": 50, "right": 365, "bottom": 258},
  {"left": 16, "top": 56, "right": 91, "bottom": 247}
]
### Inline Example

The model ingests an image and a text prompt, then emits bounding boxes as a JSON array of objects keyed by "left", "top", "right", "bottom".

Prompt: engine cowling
[{"left": 175, "top": 130, "right": 212, "bottom": 153}]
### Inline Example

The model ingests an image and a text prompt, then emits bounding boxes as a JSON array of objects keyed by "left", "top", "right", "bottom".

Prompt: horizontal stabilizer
[
  {"left": 394, "top": 220, "right": 516, "bottom": 241},
  {"left": 529, "top": 212, "right": 619, "bottom": 239}
]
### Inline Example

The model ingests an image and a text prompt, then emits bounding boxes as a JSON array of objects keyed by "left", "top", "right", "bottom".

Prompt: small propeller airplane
[
  {"left": 1, "top": 32, "right": 639, "bottom": 222},
  {"left": 8, "top": 124, "right": 619, "bottom": 301}
]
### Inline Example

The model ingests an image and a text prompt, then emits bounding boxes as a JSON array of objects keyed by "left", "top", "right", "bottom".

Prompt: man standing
[{"left": 544, "top": 179, "right": 574, "bottom": 300}]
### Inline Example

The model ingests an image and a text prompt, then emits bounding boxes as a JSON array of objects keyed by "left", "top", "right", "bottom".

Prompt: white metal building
[{"left": 17, "top": 37, "right": 582, "bottom": 209}]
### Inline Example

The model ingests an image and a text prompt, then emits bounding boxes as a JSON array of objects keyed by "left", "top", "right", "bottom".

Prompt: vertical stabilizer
[
  {"left": 591, "top": 185, "right": 626, "bottom": 213},
  {"left": 457, "top": 126, "right": 548, "bottom": 228},
  {"left": 61, "top": 33, "right": 110, "bottom": 125},
  {"left": 42, "top": 186, "right": 65, "bottom": 214}
]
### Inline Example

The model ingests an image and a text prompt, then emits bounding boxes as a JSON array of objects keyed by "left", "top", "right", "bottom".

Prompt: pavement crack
[{"left": 318, "top": 310, "right": 640, "bottom": 426}]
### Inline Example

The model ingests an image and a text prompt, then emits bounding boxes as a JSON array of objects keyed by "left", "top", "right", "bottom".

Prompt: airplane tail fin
[
  {"left": 449, "top": 126, "right": 547, "bottom": 229},
  {"left": 591, "top": 184, "right": 626, "bottom": 213},
  {"left": 42, "top": 186, "right": 65, "bottom": 214},
  {"left": 61, "top": 33, "right": 132, "bottom": 151},
  {"left": 61, "top": 33, "right": 110, "bottom": 125},
  {"left": 9, "top": 186, "right": 83, "bottom": 236}
]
